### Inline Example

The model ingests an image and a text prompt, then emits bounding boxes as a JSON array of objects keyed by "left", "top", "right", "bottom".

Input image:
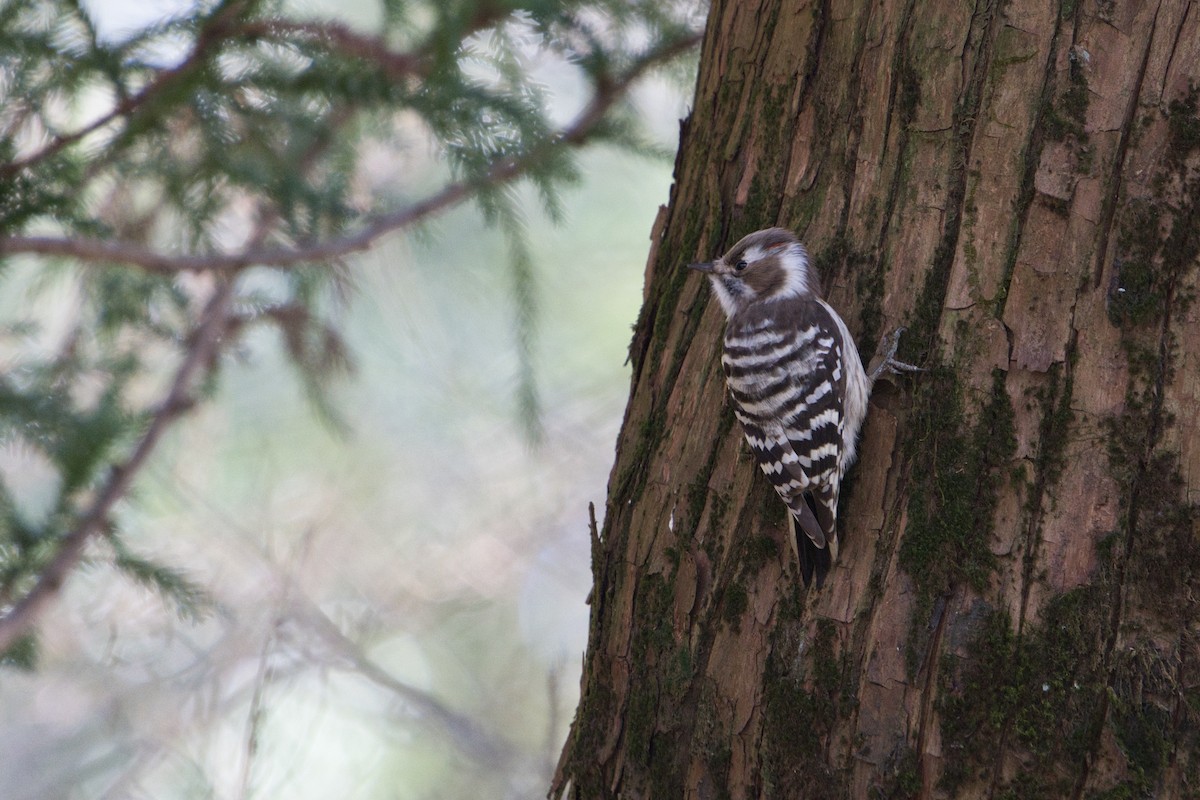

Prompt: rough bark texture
[{"left": 553, "top": 0, "right": 1200, "bottom": 797}]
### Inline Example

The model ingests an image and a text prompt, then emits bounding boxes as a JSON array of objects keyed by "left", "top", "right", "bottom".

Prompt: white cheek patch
[{"left": 777, "top": 244, "right": 818, "bottom": 297}]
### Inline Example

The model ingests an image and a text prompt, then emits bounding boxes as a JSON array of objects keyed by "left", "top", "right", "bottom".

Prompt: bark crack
[
  {"left": 874, "top": 0, "right": 921, "bottom": 253},
  {"left": 1073, "top": 281, "right": 1177, "bottom": 800},
  {"left": 1157, "top": 1, "right": 1195, "bottom": 102},
  {"left": 1090, "top": 0, "right": 1163, "bottom": 289},
  {"left": 914, "top": 593, "right": 952, "bottom": 800},
  {"left": 826, "top": 0, "right": 877, "bottom": 243}
]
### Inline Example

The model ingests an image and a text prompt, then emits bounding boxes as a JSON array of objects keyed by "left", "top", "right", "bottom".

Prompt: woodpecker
[{"left": 689, "top": 227, "right": 871, "bottom": 587}]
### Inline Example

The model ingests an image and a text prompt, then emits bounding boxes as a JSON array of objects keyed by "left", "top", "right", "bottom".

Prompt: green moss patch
[
  {"left": 938, "top": 587, "right": 1108, "bottom": 795},
  {"left": 761, "top": 618, "right": 851, "bottom": 798},
  {"left": 900, "top": 367, "right": 1015, "bottom": 674}
]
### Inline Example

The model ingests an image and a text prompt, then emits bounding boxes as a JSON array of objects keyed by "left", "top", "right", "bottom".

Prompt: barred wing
[{"left": 722, "top": 300, "right": 847, "bottom": 585}]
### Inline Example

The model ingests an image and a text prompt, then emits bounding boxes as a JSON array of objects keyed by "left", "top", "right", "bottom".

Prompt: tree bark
[{"left": 552, "top": 0, "right": 1200, "bottom": 797}]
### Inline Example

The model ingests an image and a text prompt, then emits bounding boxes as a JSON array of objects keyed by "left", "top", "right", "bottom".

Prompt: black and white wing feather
[{"left": 722, "top": 298, "right": 848, "bottom": 586}]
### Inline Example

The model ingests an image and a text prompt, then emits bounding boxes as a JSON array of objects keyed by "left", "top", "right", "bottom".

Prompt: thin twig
[
  {"left": 292, "top": 599, "right": 516, "bottom": 766},
  {"left": 0, "top": 281, "right": 235, "bottom": 654},
  {"left": 0, "top": 32, "right": 701, "bottom": 274},
  {"left": 545, "top": 662, "right": 562, "bottom": 778},
  {"left": 151, "top": 464, "right": 521, "bottom": 766},
  {"left": 236, "top": 619, "right": 277, "bottom": 800}
]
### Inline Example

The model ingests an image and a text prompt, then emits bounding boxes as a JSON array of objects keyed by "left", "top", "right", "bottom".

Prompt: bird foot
[{"left": 868, "top": 327, "right": 924, "bottom": 387}]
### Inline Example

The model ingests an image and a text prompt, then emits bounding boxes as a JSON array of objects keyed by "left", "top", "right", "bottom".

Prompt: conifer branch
[
  {"left": 0, "top": 7, "right": 699, "bottom": 656},
  {"left": 0, "top": 281, "right": 235, "bottom": 654},
  {"left": 234, "top": 20, "right": 425, "bottom": 81},
  {"left": 0, "top": 88, "right": 353, "bottom": 652},
  {"left": 0, "top": 31, "right": 700, "bottom": 274},
  {"left": 0, "top": 2, "right": 246, "bottom": 180}
]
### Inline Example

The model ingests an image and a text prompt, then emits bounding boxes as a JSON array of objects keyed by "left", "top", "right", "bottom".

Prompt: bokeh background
[{"left": 0, "top": 0, "right": 692, "bottom": 797}]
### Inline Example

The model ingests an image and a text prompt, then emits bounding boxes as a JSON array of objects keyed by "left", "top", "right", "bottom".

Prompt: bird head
[{"left": 687, "top": 227, "right": 818, "bottom": 317}]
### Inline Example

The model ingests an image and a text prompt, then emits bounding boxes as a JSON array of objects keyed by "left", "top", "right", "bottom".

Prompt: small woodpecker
[{"left": 689, "top": 227, "right": 880, "bottom": 587}]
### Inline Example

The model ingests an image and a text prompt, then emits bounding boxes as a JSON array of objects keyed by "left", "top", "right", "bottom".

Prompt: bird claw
[{"left": 868, "top": 327, "right": 924, "bottom": 386}]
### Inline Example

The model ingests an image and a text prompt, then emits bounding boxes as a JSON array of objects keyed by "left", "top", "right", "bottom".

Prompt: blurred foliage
[{"left": 0, "top": 0, "right": 698, "bottom": 667}]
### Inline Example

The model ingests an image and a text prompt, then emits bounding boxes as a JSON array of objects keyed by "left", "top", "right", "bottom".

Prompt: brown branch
[
  {"left": 0, "top": 32, "right": 698, "bottom": 650},
  {"left": 0, "top": 31, "right": 701, "bottom": 275},
  {"left": 0, "top": 87, "right": 367, "bottom": 653},
  {"left": 0, "top": 3, "right": 246, "bottom": 181},
  {"left": 237, "top": 19, "right": 427, "bottom": 81},
  {"left": 1, "top": 5, "right": 508, "bottom": 182},
  {"left": 237, "top": 2, "right": 517, "bottom": 80},
  {"left": 0, "top": 281, "right": 235, "bottom": 655}
]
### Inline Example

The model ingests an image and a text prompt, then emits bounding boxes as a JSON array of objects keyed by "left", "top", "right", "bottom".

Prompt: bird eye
[{"left": 734, "top": 259, "right": 749, "bottom": 272}]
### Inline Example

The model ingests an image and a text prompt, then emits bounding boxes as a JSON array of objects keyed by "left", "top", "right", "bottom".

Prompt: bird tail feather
[{"left": 787, "top": 502, "right": 833, "bottom": 588}]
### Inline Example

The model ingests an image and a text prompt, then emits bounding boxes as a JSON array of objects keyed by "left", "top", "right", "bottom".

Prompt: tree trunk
[{"left": 552, "top": 0, "right": 1200, "bottom": 797}]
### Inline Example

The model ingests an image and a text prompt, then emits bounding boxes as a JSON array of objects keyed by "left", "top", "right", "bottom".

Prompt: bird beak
[{"left": 687, "top": 260, "right": 716, "bottom": 273}]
